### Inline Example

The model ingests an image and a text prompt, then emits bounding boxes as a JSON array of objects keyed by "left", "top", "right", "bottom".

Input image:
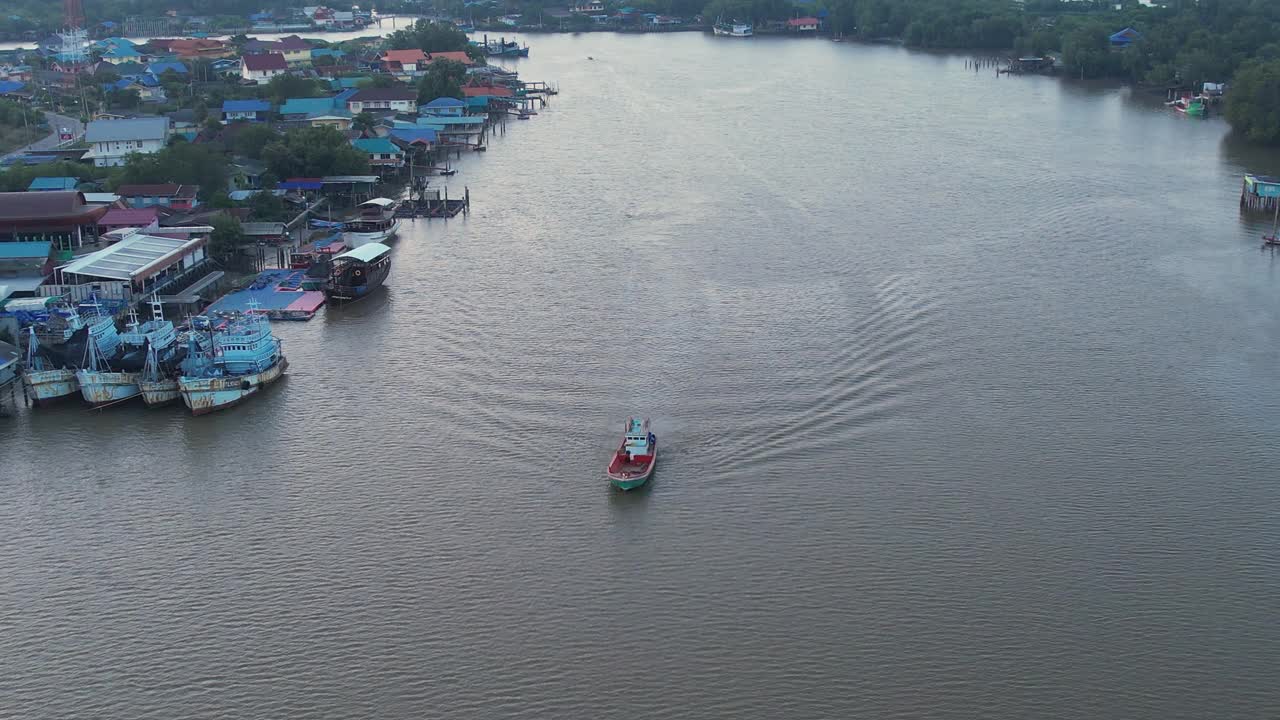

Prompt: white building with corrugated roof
[
  {"left": 51, "top": 226, "right": 211, "bottom": 302},
  {"left": 83, "top": 117, "right": 170, "bottom": 167}
]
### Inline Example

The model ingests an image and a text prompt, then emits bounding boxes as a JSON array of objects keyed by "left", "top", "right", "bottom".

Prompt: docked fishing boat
[
  {"left": 605, "top": 417, "right": 658, "bottom": 490},
  {"left": 476, "top": 37, "right": 529, "bottom": 57},
  {"left": 20, "top": 326, "right": 79, "bottom": 404},
  {"left": 343, "top": 198, "right": 401, "bottom": 248},
  {"left": 325, "top": 242, "right": 392, "bottom": 302},
  {"left": 117, "top": 299, "right": 178, "bottom": 370},
  {"left": 713, "top": 19, "right": 753, "bottom": 37},
  {"left": 76, "top": 333, "right": 140, "bottom": 406},
  {"left": 179, "top": 310, "right": 288, "bottom": 415},
  {"left": 123, "top": 299, "right": 184, "bottom": 407},
  {"left": 1168, "top": 93, "right": 1207, "bottom": 117},
  {"left": 138, "top": 344, "right": 180, "bottom": 406}
]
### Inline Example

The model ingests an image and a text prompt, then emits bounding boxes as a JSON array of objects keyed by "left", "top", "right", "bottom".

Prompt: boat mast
[
  {"left": 25, "top": 326, "right": 40, "bottom": 366},
  {"left": 143, "top": 342, "right": 159, "bottom": 382},
  {"left": 83, "top": 333, "right": 102, "bottom": 373}
]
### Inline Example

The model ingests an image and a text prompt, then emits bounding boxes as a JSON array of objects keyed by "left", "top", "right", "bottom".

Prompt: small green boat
[
  {"left": 606, "top": 417, "right": 657, "bottom": 490},
  {"left": 1170, "top": 94, "right": 1207, "bottom": 117}
]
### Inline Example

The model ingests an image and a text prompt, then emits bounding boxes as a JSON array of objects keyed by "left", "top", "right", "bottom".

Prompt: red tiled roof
[
  {"left": 99, "top": 207, "right": 160, "bottom": 226},
  {"left": 0, "top": 191, "right": 107, "bottom": 226},
  {"left": 160, "top": 38, "right": 229, "bottom": 55},
  {"left": 461, "top": 85, "right": 514, "bottom": 97},
  {"left": 426, "top": 51, "right": 474, "bottom": 66},
  {"left": 788, "top": 17, "right": 819, "bottom": 25},
  {"left": 243, "top": 53, "right": 288, "bottom": 71},
  {"left": 381, "top": 49, "right": 427, "bottom": 64}
]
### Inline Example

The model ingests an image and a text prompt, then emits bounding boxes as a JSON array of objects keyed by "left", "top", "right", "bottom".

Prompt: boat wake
[{"left": 719, "top": 274, "right": 947, "bottom": 471}]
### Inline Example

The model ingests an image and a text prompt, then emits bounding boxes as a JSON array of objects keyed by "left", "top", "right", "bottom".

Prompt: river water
[{"left": 3, "top": 33, "right": 1280, "bottom": 719}]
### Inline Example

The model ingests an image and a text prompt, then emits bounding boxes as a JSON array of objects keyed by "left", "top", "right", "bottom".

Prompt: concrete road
[{"left": 1, "top": 112, "right": 85, "bottom": 162}]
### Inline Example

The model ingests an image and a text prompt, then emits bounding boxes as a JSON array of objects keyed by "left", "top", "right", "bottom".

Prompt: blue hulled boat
[
  {"left": 76, "top": 332, "right": 139, "bottom": 406},
  {"left": 179, "top": 309, "right": 288, "bottom": 415},
  {"left": 21, "top": 326, "right": 80, "bottom": 404},
  {"left": 19, "top": 299, "right": 118, "bottom": 404},
  {"left": 125, "top": 299, "right": 184, "bottom": 407}
]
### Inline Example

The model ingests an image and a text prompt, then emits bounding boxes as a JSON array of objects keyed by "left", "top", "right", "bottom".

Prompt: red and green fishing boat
[{"left": 606, "top": 417, "right": 657, "bottom": 490}]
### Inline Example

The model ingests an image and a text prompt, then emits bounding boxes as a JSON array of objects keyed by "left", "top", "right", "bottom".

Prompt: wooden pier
[{"left": 397, "top": 187, "right": 471, "bottom": 218}]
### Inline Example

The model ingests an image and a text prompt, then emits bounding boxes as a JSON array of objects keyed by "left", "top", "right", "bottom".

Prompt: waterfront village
[{"left": 0, "top": 18, "right": 561, "bottom": 416}]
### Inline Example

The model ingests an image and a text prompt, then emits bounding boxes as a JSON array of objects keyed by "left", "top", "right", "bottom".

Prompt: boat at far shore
[
  {"left": 1167, "top": 92, "right": 1208, "bottom": 117},
  {"left": 343, "top": 198, "right": 401, "bottom": 248},
  {"left": 713, "top": 20, "right": 753, "bottom": 37},
  {"left": 606, "top": 417, "right": 658, "bottom": 490}
]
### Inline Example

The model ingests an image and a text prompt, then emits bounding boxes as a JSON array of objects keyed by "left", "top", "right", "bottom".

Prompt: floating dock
[{"left": 205, "top": 269, "right": 326, "bottom": 321}]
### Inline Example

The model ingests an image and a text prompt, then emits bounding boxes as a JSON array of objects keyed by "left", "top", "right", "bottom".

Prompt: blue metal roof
[
  {"left": 0, "top": 241, "right": 52, "bottom": 259},
  {"left": 278, "top": 180, "right": 323, "bottom": 190},
  {"left": 351, "top": 137, "right": 400, "bottom": 154},
  {"left": 422, "top": 96, "right": 464, "bottom": 108},
  {"left": 147, "top": 61, "right": 188, "bottom": 75},
  {"left": 28, "top": 177, "right": 78, "bottom": 191},
  {"left": 390, "top": 128, "right": 438, "bottom": 144},
  {"left": 0, "top": 80, "right": 27, "bottom": 94},
  {"left": 102, "top": 45, "right": 142, "bottom": 58},
  {"left": 279, "top": 97, "right": 335, "bottom": 116},
  {"left": 222, "top": 99, "right": 272, "bottom": 112}
]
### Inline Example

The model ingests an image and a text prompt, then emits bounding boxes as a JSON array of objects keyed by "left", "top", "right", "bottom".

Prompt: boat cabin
[
  {"left": 356, "top": 197, "right": 396, "bottom": 219},
  {"left": 620, "top": 417, "right": 653, "bottom": 460}
]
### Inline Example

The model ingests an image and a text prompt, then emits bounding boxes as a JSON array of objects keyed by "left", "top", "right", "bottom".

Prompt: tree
[
  {"left": 1062, "top": 23, "right": 1117, "bottom": 79},
  {"left": 245, "top": 191, "right": 289, "bottom": 221},
  {"left": 233, "top": 123, "right": 279, "bottom": 160},
  {"left": 265, "top": 73, "right": 323, "bottom": 104},
  {"left": 359, "top": 74, "right": 401, "bottom": 89},
  {"left": 208, "top": 214, "right": 245, "bottom": 263},
  {"left": 116, "top": 142, "right": 229, "bottom": 200},
  {"left": 261, "top": 125, "right": 369, "bottom": 179},
  {"left": 351, "top": 112, "right": 377, "bottom": 135},
  {"left": 107, "top": 88, "right": 141, "bottom": 110},
  {"left": 204, "top": 117, "right": 224, "bottom": 136},
  {"left": 417, "top": 60, "right": 467, "bottom": 105},
  {"left": 386, "top": 19, "right": 471, "bottom": 53},
  {"left": 0, "top": 160, "right": 105, "bottom": 193},
  {"left": 1227, "top": 60, "right": 1280, "bottom": 144}
]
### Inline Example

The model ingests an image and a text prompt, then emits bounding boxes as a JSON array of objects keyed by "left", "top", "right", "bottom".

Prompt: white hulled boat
[{"left": 343, "top": 198, "right": 402, "bottom": 247}]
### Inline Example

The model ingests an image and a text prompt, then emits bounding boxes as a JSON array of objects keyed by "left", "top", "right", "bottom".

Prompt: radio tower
[
  {"left": 58, "top": 0, "right": 88, "bottom": 67},
  {"left": 64, "top": 0, "right": 86, "bottom": 30}
]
